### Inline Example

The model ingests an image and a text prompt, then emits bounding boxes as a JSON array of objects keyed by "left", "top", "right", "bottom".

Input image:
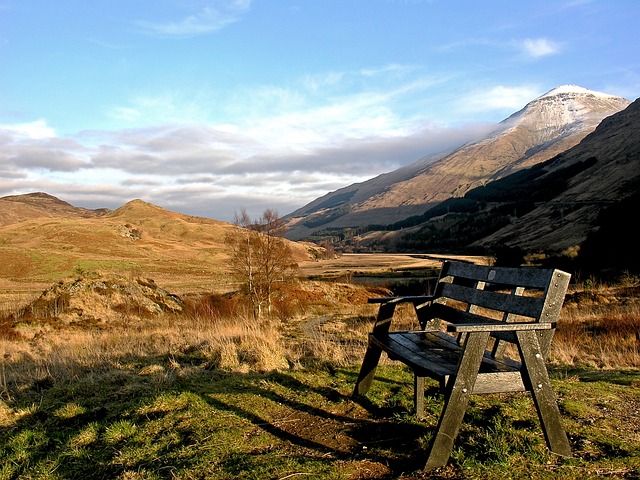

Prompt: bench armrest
[
  {"left": 447, "top": 321, "right": 556, "bottom": 333},
  {"left": 368, "top": 295, "right": 434, "bottom": 304},
  {"left": 372, "top": 328, "right": 439, "bottom": 335}
]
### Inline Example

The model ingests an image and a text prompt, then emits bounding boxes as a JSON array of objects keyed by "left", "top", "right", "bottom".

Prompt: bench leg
[
  {"left": 414, "top": 375, "right": 425, "bottom": 419},
  {"left": 353, "top": 342, "right": 383, "bottom": 396},
  {"left": 353, "top": 302, "right": 397, "bottom": 396},
  {"left": 517, "top": 330, "right": 572, "bottom": 457},
  {"left": 424, "top": 331, "right": 489, "bottom": 470}
]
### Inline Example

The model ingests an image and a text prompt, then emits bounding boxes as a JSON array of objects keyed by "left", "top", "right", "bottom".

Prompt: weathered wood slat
[
  {"left": 439, "top": 283, "right": 544, "bottom": 317},
  {"left": 428, "top": 302, "right": 540, "bottom": 327},
  {"left": 473, "top": 371, "right": 526, "bottom": 394},
  {"left": 448, "top": 321, "right": 554, "bottom": 333},
  {"left": 372, "top": 331, "right": 522, "bottom": 375},
  {"left": 370, "top": 333, "right": 456, "bottom": 380},
  {"left": 368, "top": 295, "right": 433, "bottom": 304},
  {"left": 444, "top": 261, "right": 555, "bottom": 288}
]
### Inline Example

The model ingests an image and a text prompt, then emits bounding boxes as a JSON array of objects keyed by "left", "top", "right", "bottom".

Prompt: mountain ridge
[
  {"left": 0, "top": 192, "right": 110, "bottom": 226},
  {"left": 473, "top": 96, "right": 640, "bottom": 253},
  {"left": 283, "top": 85, "right": 630, "bottom": 240}
]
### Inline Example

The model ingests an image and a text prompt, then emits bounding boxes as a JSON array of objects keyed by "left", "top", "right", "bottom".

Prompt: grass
[
  {"left": 552, "top": 283, "right": 640, "bottom": 369},
  {"left": 1, "top": 357, "right": 638, "bottom": 480},
  {"left": 0, "top": 276, "right": 639, "bottom": 479}
]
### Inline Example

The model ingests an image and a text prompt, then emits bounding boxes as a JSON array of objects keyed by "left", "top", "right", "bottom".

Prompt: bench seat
[{"left": 371, "top": 330, "right": 525, "bottom": 394}]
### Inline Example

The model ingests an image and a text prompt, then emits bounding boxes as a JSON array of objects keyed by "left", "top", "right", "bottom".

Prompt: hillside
[
  {"left": 473, "top": 95, "right": 640, "bottom": 268},
  {"left": 363, "top": 96, "right": 640, "bottom": 273},
  {"left": 0, "top": 195, "right": 316, "bottom": 295},
  {"left": 0, "top": 192, "right": 109, "bottom": 226},
  {"left": 284, "top": 86, "right": 630, "bottom": 241}
]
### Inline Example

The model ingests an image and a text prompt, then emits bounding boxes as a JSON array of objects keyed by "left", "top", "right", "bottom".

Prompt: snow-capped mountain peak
[
  {"left": 502, "top": 85, "right": 629, "bottom": 130},
  {"left": 539, "top": 84, "right": 619, "bottom": 100}
]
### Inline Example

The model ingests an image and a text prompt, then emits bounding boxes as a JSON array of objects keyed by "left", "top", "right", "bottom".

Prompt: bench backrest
[{"left": 422, "top": 261, "right": 571, "bottom": 355}]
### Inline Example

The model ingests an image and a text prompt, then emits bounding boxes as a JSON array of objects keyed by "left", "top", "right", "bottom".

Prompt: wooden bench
[{"left": 353, "top": 260, "right": 572, "bottom": 470}]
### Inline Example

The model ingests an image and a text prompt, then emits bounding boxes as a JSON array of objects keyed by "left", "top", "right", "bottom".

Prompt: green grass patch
[{"left": 24, "top": 250, "right": 71, "bottom": 281}]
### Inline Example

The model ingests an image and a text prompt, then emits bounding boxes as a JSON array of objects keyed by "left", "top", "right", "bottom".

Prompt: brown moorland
[{"left": 0, "top": 196, "right": 320, "bottom": 299}]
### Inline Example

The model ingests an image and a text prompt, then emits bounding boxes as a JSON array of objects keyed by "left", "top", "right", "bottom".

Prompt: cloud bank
[{"left": 1, "top": 112, "right": 497, "bottom": 221}]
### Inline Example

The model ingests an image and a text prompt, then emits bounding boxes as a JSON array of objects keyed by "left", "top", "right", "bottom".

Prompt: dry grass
[
  {"left": 1, "top": 314, "right": 289, "bottom": 403},
  {"left": 1, "top": 274, "right": 638, "bottom": 406},
  {"left": 0, "top": 280, "right": 380, "bottom": 402},
  {"left": 0, "top": 274, "right": 638, "bottom": 479},
  {"left": 0, "top": 279, "right": 44, "bottom": 317},
  {"left": 552, "top": 286, "right": 640, "bottom": 368}
]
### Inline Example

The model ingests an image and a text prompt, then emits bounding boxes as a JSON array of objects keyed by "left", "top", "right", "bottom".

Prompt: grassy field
[
  {"left": 1, "top": 260, "right": 639, "bottom": 479},
  {"left": 0, "top": 354, "right": 638, "bottom": 479}
]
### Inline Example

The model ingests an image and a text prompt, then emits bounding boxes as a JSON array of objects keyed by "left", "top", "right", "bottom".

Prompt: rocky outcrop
[{"left": 20, "top": 272, "right": 184, "bottom": 324}]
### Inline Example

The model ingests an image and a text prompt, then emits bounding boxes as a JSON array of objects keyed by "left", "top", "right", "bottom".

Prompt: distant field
[
  {"left": 299, "top": 253, "right": 490, "bottom": 276},
  {"left": 1, "top": 253, "right": 486, "bottom": 304}
]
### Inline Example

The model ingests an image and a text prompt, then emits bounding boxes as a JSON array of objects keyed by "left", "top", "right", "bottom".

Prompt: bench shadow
[{"left": 196, "top": 368, "right": 430, "bottom": 473}]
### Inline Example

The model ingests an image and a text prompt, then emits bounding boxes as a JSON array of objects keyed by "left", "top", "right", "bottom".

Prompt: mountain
[
  {"left": 363, "top": 96, "right": 640, "bottom": 273},
  {"left": 472, "top": 96, "right": 640, "bottom": 254},
  {"left": 284, "top": 85, "right": 630, "bottom": 241}
]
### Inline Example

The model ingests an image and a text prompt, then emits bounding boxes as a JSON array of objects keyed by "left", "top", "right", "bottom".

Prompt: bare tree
[{"left": 225, "top": 208, "right": 298, "bottom": 319}]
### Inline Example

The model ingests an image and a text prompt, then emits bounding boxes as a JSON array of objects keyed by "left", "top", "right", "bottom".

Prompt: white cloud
[
  {"left": 107, "top": 64, "right": 450, "bottom": 151},
  {"left": 301, "top": 72, "right": 346, "bottom": 93},
  {"left": 439, "top": 37, "right": 561, "bottom": 61},
  {"left": 360, "top": 63, "right": 420, "bottom": 78},
  {"left": 458, "top": 85, "right": 541, "bottom": 113},
  {"left": 0, "top": 119, "right": 56, "bottom": 139},
  {"left": 520, "top": 38, "right": 561, "bottom": 58},
  {"left": 138, "top": 0, "right": 251, "bottom": 37},
  {"left": 226, "top": 71, "right": 450, "bottom": 153},
  {"left": 108, "top": 107, "right": 142, "bottom": 123},
  {"left": 106, "top": 91, "right": 215, "bottom": 127}
]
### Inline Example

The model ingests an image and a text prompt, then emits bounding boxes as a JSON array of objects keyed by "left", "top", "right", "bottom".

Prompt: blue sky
[{"left": 1, "top": 0, "right": 639, "bottom": 221}]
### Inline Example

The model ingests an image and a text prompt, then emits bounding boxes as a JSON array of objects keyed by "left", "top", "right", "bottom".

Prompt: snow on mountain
[
  {"left": 472, "top": 96, "right": 640, "bottom": 255},
  {"left": 540, "top": 84, "right": 619, "bottom": 99},
  {"left": 501, "top": 85, "right": 630, "bottom": 132}
]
